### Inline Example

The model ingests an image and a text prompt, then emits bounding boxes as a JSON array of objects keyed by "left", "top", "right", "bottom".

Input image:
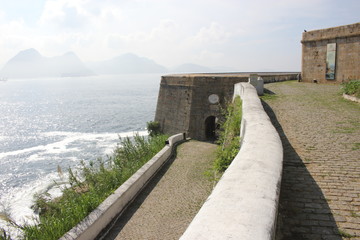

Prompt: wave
[
  {"left": 0, "top": 130, "right": 149, "bottom": 238},
  {"left": 0, "top": 170, "right": 63, "bottom": 239},
  {"left": 0, "top": 130, "right": 148, "bottom": 160}
]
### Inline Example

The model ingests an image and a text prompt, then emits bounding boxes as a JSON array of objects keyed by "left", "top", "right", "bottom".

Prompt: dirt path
[
  {"left": 262, "top": 81, "right": 360, "bottom": 240},
  {"left": 103, "top": 140, "right": 217, "bottom": 240}
]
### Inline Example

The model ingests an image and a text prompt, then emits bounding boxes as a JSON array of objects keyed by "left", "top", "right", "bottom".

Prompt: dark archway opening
[{"left": 205, "top": 116, "right": 218, "bottom": 141}]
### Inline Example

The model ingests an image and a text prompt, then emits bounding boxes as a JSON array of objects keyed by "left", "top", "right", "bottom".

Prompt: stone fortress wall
[
  {"left": 301, "top": 22, "right": 360, "bottom": 83},
  {"left": 154, "top": 73, "right": 299, "bottom": 140}
]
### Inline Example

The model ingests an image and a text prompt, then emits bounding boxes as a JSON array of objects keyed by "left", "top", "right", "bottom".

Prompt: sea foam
[{"left": 0, "top": 130, "right": 148, "bottom": 238}]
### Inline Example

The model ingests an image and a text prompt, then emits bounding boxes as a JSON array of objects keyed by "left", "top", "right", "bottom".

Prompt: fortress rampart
[{"left": 155, "top": 73, "right": 299, "bottom": 140}]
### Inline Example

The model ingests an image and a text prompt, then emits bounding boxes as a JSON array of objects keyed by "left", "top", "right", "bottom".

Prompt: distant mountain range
[
  {"left": 170, "top": 63, "right": 214, "bottom": 73},
  {"left": 0, "top": 48, "right": 94, "bottom": 78},
  {"left": 0, "top": 48, "right": 232, "bottom": 79},
  {"left": 87, "top": 53, "right": 167, "bottom": 74}
]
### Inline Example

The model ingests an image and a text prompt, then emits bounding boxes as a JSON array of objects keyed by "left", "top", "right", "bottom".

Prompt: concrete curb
[
  {"left": 180, "top": 83, "right": 283, "bottom": 240},
  {"left": 60, "top": 133, "right": 186, "bottom": 240},
  {"left": 343, "top": 93, "right": 360, "bottom": 103}
]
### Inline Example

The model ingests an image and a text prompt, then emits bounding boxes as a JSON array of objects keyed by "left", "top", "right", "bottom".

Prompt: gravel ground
[
  {"left": 262, "top": 81, "right": 360, "bottom": 240},
  {"left": 103, "top": 140, "right": 217, "bottom": 240}
]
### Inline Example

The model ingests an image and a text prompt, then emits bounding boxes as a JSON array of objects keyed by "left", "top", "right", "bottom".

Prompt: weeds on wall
[
  {"left": 1, "top": 134, "right": 168, "bottom": 240},
  {"left": 214, "top": 96, "right": 242, "bottom": 172},
  {"left": 341, "top": 80, "right": 360, "bottom": 98}
]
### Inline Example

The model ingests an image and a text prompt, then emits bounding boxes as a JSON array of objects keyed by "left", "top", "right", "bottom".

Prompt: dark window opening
[{"left": 205, "top": 116, "right": 218, "bottom": 141}]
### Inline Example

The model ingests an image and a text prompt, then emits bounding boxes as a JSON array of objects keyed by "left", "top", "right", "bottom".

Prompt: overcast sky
[{"left": 0, "top": 0, "right": 359, "bottom": 71}]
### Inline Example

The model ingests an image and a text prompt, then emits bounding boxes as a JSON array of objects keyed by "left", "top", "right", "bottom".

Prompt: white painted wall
[{"left": 180, "top": 83, "right": 283, "bottom": 240}]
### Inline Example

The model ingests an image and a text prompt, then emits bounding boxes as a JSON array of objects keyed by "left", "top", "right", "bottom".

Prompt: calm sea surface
[{"left": 0, "top": 74, "right": 161, "bottom": 228}]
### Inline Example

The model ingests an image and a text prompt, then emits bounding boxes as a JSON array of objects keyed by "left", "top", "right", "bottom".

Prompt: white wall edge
[
  {"left": 60, "top": 133, "right": 185, "bottom": 240},
  {"left": 180, "top": 82, "right": 283, "bottom": 240},
  {"left": 343, "top": 93, "right": 360, "bottom": 103}
]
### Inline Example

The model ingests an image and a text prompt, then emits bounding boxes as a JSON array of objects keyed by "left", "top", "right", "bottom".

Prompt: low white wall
[
  {"left": 60, "top": 133, "right": 185, "bottom": 240},
  {"left": 343, "top": 93, "right": 360, "bottom": 103},
  {"left": 180, "top": 83, "right": 283, "bottom": 240}
]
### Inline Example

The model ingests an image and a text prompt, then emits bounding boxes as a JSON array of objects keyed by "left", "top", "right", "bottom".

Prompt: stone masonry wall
[
  {"left": 301, "top": 22, "right": 360, "bottom": 83},
  {"left": 154, "top": 73, "right": 299, "bottom": 141},
  {"left": 155, "top": 74, "right": 248, "bottom": 140},
  {"left": 154, "top": 76, "right": 193, "bottom": 136},
  {"left": 187, "top": 76, "right": 247, "bottom": 140}
]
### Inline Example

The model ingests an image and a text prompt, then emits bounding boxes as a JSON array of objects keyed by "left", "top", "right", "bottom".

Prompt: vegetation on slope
[
  {"left": 214, "top": 96, "right": 242, "bottom": 172},
  {"left": 1, "top": 134, "right": 168, "bottom": 240}
]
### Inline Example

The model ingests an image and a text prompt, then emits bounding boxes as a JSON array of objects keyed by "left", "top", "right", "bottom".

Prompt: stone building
[{"left": 301, "top": 22, "right": 360, "bottom": 83}]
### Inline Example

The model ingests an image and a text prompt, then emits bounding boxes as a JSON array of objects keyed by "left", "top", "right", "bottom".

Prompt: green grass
[
  {"left": 213, "top": 96, "right": 242, "bottom": 172},
  {"left": 260, "top": 89, "right": 278, "bottom": 101},
  {"left": 260, "top": 93, "right": 278, "bottom": 101},
  {"left": 1, "top": 134, "right": 168, "bottom": 240},
  {"left": 352, "top": 143, "right": 360, "bottom": 151},
  {"left": 333, "top": 121, "right": 359, "bottom": 134},
  {"left": 338, "top": 229, "right": 355, "bottom": 238}
]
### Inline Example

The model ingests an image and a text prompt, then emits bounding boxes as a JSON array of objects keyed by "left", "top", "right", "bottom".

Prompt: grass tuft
[
  {"left": 338, "top": 229, "right": 354, "bottom": 238},
  {"left": 260, "top": 89, "right": 278, "bottom": 101}
]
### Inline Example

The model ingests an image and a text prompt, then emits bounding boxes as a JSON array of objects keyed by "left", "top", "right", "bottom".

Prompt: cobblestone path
[
  {"left": 103, "top": 140, "right": 217, "bottom": 240},
  {"left": 262, "top": 81, "right": 360, "bottom": 240}
]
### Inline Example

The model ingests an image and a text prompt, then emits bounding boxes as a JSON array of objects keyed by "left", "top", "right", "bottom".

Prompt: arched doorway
[{"left": 205, "top": 116, "right": 217, "bottom": 141}]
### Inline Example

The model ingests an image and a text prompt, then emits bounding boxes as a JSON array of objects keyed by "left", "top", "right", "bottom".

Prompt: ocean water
[{"left": 0, "top": 74, "right": 161, "bottom": 230}]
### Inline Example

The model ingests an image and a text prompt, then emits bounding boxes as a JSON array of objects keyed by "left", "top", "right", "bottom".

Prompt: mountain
[
  {"left": 54, "top": 51, "right": 95, "bottom": 77},
  {"left": 171, "top": 63, "right": 214, "bottom": 73},
  {"left": 0, "top": 49, "right": 94, "bottom": 78},
  {"left": 88, "top": 53, "right": 168, "bottom": 74},
  {"left": 211, "top": 66, "right": 239, "bottom": 72}
]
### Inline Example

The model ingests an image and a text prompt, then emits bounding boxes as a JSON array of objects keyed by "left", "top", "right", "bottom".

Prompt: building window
[{"left": 326, "top": 43, "right": 337, "bottom": 80}]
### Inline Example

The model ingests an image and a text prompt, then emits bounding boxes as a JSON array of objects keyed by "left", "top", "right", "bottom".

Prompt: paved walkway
[
  {"left": 103, "top": 140, "right": 217, "bottom": 240},
  {"left": 262, "top": 81, "right": 360, "bottom": 240}
]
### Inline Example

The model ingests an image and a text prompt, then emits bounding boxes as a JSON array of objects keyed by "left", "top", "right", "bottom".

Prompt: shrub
[
  {"left": 147, "top": 121, "right": 162, "bottom": 137},
  {"left": 341, "top": 80, "right": 360, "bottom": 98}
]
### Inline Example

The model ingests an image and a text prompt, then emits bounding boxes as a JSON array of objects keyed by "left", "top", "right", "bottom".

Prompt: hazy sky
[{"left": 0, "top": 0, "right": 359, "bottom": 71}]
